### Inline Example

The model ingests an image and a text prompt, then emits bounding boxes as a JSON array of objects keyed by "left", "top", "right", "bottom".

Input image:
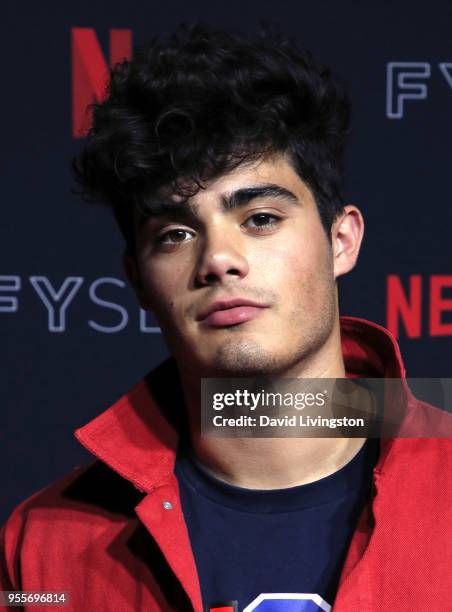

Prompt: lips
[{"left": 197, "top": 298, "right": 269, "bottom": 328}]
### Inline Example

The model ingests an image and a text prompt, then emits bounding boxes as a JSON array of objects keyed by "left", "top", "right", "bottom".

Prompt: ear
[
  {"left": 331, "top": 205, "right": 365, "bottom": 279},
  {"left": 123, "top": 251, "right": 152, "bottom": 311}
]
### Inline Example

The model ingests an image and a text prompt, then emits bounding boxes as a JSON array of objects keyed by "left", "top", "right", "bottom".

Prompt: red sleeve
[{"left": 0, "top": 519, "right": 21, "bottom": 611}]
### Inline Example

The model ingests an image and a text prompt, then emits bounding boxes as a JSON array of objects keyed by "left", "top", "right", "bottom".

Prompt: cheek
[
  {"left": 253, "top": 234, "right": 333, "bottom": 310},
  {"left": 253, "top": 240, "right": 318, "bottom": 286},
  {"left": 139, "top": 262, "right": 186, "bottom": 315}
]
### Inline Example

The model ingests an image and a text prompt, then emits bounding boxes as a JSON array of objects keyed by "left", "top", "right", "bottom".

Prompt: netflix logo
[
  {"left": 387, "top": 275, "right": 452, "bottom": 338},
  {"left": 72, "top": 27, "right": 132, "bottom": 138}
]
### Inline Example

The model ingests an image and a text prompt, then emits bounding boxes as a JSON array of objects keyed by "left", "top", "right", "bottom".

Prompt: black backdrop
[{"left": 2, "top": 0, "right": 451, "bottom": 523}]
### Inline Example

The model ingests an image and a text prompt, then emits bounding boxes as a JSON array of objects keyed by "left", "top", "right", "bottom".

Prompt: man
[{"left": 1, "top": 24, "right": 451, "bottom": 612}]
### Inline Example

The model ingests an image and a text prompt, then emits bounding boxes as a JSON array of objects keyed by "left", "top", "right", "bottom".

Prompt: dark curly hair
[{"left": 73, "top": 23, "right": 351, "bottom": 256}]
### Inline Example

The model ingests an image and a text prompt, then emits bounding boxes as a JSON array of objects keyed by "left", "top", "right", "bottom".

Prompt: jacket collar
[{"left": 75, "top": 316, "right": 409, "bottom": 493}]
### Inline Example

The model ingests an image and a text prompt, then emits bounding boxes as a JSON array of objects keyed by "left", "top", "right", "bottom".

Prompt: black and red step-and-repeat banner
[{"left": 2, "top": 0, "right": 451, "bottom": 522}]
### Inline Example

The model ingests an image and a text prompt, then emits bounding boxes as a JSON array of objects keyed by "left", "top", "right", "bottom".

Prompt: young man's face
[{"left": 125, "top": 154, "right": 362, "bottom": 377}]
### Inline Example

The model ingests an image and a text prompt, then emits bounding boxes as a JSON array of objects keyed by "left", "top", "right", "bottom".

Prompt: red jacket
[{"left": 1, "top": 317, "right": 451, "bottom": 611}]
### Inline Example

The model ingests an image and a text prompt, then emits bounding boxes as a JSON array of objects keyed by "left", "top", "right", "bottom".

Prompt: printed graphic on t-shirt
[{"left": 208, "top": 593, "right": 331, "bottom": 612}]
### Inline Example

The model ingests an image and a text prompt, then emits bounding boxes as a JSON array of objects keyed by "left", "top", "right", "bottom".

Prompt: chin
[{"left": 207, "top": 338, "right": 280, "bottom": 377}]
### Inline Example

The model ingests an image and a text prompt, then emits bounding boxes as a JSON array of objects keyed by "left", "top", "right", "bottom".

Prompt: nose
[{"left": 194, "top": 230, "right": 249, "bottom": 287}]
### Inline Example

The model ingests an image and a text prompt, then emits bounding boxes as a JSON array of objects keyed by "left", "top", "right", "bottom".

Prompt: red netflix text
[
  {"left": 72, "top": 27, "right": 132, "bottom": 137},
  {"left": 387, "top": 275, "right": 452, "bottom": 338}
]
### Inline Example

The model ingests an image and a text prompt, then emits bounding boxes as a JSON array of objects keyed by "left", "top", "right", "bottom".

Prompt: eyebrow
[
  {"left": 137, "top": 183, "right": 300, "bottom": 229},
  {"left": 221, "top": 184, "right": 300, "bottom": 210}
]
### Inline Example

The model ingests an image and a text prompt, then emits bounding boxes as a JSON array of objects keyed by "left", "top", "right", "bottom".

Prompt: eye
[
  {"left": 156, "top": 228, "right": 194, "bottom": 245},
  {"left": 243, "top": 213, "right": 282, "bottom": 231}
]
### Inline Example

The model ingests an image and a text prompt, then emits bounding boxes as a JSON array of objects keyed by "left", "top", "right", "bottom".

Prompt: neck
[
  {"left": 189, "top": 437, "right": 366, "bottom": 489},
  {"left": 178, "top": 317, "right": 366, "bottom": 489}
]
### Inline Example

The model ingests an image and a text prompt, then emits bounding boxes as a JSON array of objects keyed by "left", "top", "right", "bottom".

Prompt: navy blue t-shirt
[{"left": 175, "top": 439, "right": 379, "bottom": 612}]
